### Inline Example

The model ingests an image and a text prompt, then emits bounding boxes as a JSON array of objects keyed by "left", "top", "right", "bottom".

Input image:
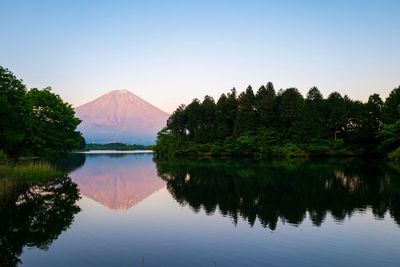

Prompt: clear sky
[{"left": 1, "top": 0, "right": 399, "bottom": 113}]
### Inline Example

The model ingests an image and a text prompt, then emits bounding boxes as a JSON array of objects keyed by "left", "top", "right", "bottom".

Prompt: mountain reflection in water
[
  {"left": 2, "top": 155, "right": 400, "bottom": 267},
  {"left": 69, "top": 153, "right": 165, "bottom": 210},
  {"left": 155, "top": 158, "right": 400, "bottom": 230}
]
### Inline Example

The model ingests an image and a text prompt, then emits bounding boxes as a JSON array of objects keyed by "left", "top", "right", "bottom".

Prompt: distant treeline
[
  {"left": 84, "top": 143, "right": 152, "bottom": 151},
  {"left": 155, "top": 82, "right": 400, "bottom": 159},
  {"left": 0, "top": 66, "right": 84, "bottom": 159}
]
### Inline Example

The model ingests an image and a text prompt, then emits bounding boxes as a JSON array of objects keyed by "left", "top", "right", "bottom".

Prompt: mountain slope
[{"left": 75, "top": 90, "right": 169, "bottom": 144}]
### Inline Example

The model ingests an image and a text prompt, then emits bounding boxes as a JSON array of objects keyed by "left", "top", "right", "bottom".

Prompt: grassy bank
[{"left": 0, "top": 162, "right": 61, "bottom": 182}]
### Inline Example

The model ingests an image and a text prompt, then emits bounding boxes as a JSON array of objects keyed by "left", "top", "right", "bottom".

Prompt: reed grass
[{"left": 0, "top": 162, "right": 61, "bottom": 182}]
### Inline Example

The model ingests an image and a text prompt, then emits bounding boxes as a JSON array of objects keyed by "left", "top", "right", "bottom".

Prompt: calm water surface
[{"left": 1, "top": 153, "right": 400, "bottom": 266}]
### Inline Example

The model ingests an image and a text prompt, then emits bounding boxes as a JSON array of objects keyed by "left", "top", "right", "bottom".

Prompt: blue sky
[{"left": 1, "top": 0, "right": 399, "bottom": 113}]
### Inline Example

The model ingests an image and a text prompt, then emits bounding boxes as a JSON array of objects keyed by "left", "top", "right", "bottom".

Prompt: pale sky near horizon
[{"left": 1, "top": 0, "right": 399, "bottom": 113}]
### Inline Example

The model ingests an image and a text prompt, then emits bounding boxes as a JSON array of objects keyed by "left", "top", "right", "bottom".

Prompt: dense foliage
[
  {"left": 0, "top": 66, "right": 84, "bottom": 158},
  {"left": 155, "top": 82, "right": 400, "bottom": 158}
]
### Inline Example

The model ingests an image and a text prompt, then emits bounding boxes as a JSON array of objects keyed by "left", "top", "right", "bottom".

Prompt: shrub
[
  {"left": 0, "top": 150, "right": 7, "bottom": 163},
  {"left": 388, "top": 147, "right": 400, "bottom": 161},
  {"left": 271, "top": 144, "right": 306, "bottom": 158}
]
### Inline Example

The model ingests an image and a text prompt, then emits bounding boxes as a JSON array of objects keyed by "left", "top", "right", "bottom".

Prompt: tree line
[
  {"left": 155, "top": 82, "right": 400, "bottom": 158},
  {"left": 0, "top": 66, "right": 85, "bottom": 159}
]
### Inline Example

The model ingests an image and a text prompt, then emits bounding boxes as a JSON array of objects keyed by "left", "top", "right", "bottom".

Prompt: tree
[
  {"left": 0, "top": 67, "right": 84, "bottom": 158},
  {"left": 0, "top": 67, "right": 31, "bottom": 157},
  {"left": 26, "top": 87, "right": 82, "bottom": 158},
  {"left": 276, "top": 88, "right": 305, "bottom": 140},
  {"left": 357, "top": 94, "right": 384, "bottom": 146},
  {"left": 185, "top": 99, "right": 202, "bottom": 141},
  {"left": 379, "top": 120, "right": 400, "bottom": 153},
  {"left": 343, "top": 97, "right": 366, "bottom": 145},
  {"left": 215, "top": 94, "right": 230, "bottom": 140},
  {"left": 326, "top": 92, "right": 347, "bottom": 140},
  {"left": 304, "top": 87, "right": 326, "bottom": 140},
  {"left": 155, "top": 82, "right": 400, "bottom": 158},
  {"left": 167, "top": 105, "right": 187, "bottom": 139},
  {"left": 78, "top": 134, "right": 86, "bottom": 150},
  {"left": 366, "top": 94, "right": 383, "bottom": 131},
  {"left": 256, "top": 82, "right": 276, "bottom": 127},
  {"left": 216, "top": 88, "right": 238, "bottom": 140},
  {"left": 234, "top": 86, "right": 258, "bottom": 135},
  {"left": 384, "top": 86, "right": 400, "bottom": 124},
  {"left": 196, "top": 96, "right": 216, "bottom": 143}
]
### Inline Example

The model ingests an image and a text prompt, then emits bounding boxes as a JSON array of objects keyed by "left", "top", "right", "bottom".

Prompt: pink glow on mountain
[{"left": 75, "top": 90, "right": 170, "bottom": 144}]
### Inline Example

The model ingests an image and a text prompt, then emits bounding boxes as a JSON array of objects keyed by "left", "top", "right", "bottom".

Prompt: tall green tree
[
  {"left": 0, "top": 67, "right": 31, "bottom": 157},
  {"left": 384, "top": 86, "right": 400, "bottom": 124},
  {"left": 196, "top": 96, "right": 216, "bottom": 143},
  {"left": 216, "top": 88, "right": 238, "bottom": 139},
  {"left": 185, "top": 99, "right": 202, "bottom": 141},
  {"left": 256, "top": 82, "right": 276, "bottom": 127},
  {"left": 343, "top": 97, "right": 366, "bottom": 144},
  {"left": 215, "top": 94, "right": 230, "bottom": 140},
  {"left": 379, "top": 120, "right": 400, "bottom": 153},
  {"left": 304, "top": 87, "right": 326, "bottom": 140},
  {"left": 26, "top": 88, "right": 82, "bottom": 158},
  {"left": 359, "top": 94, "right": 384, "bottom": 145},
  {"left": 276, "top": 88, "right": 305, "bottom": 140},
  {"left": 234, "top": 86, "right": 258, "bottom": 135},
  {"left": 326, "top": 92, "right": 347, "bottom": 140},
  {"left": 167, "top": 105, "right": 187, "bottom": 138}
]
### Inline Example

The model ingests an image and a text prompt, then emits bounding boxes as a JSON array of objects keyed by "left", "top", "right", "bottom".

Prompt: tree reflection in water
[
  {"left": 0, "top": 176, "right": 81, "bottom": 266},
  {"left": 155, "top": 159, "right": 400, "bottom": 230}
]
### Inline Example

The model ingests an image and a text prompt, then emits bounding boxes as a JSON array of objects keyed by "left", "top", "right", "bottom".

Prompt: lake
[{"left": 1, "top": 153, "right": 400, "bottom": 266}]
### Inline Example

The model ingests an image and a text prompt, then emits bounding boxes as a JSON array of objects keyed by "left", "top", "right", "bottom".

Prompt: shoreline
[{"left": 74, "top": 150, "right": 154, "bottom": 154}]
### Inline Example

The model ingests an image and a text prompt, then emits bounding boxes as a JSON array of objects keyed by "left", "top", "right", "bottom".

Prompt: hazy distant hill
[{"left": 75, "top": 90, "right": 169, "bottom": 144}]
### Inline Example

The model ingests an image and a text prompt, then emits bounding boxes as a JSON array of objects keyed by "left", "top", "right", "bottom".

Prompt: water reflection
[
  {"left": 53, "top": 153, "right": 86, "bottom": 173},
  {"left": 68, "top": 154, "right": 165, "bottom": 210},
  {"left": 155, "top": 159, "right": 400, "bottom": 230},
  {"left": 0, "top": 176, "right": 81, "bottom": 266}
]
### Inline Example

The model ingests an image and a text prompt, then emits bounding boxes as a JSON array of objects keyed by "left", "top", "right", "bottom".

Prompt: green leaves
[
  {"left": 0, "top": 67, "right": 30, "bottom": 157},
  {"left": 384, "top": 86, "right": 400, "bottom": 124},
  {"left": 156, "top": 82, "right": 400, "bottom": 158},
  {"left": 26, "top": 88, "right": 82, "bottom": 158},
  {"left": 0, "top": 67, "right": 83, "bottom": 158}
]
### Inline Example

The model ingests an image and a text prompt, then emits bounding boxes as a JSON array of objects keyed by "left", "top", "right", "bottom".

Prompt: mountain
[{"left": 75, "top": 90, "right": 169, "bottom": 144}]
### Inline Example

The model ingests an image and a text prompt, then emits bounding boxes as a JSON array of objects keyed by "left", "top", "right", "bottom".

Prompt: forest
[
  {"left": 155, "top": 82, "right": 400, "bottom": 159},
  {"left": 0, "top": 66, "right": 84, "bottom": 160}
]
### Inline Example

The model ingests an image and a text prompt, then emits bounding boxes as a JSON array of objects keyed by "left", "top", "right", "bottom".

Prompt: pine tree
[
  {"left": 256, "top": 82, "right": 276, "bottom": 127},
  {"left": 234, "top": 86, "right": 257, "bottom": 135}
]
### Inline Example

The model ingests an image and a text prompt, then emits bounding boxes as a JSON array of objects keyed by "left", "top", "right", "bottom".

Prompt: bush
[
  {"left": 307, "top": 144, "right": 331, "bottom": 155},
  {"left": 0, "top": 150, "right": 7, "bottom": 163},
  {"left": 210, "top": 143, "right": 225, "bottom": 154},
  {"left": 271, "top": 144, "right": 306, "bottom": 158},
  {"left": 388, "top": 147, "right": 400, "bottom": 161}
]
